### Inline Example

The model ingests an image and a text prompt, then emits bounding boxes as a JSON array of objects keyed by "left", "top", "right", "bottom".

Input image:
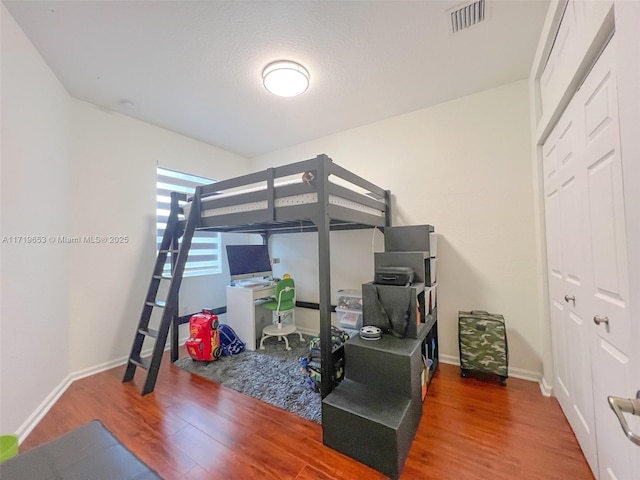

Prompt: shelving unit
[
  {"left": 384, "top": 224, "right": 439, "bottom": 382},
  {"left": 322, "top": 329, "right": 428, "bottom": 480},
  {"left": 322, "top": 224, "right": 438, "bottom": 479}
]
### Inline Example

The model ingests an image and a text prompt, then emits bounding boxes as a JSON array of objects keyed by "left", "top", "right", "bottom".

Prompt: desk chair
[{"left": 259, "top": 278, "right": 304, "bottom": 350}]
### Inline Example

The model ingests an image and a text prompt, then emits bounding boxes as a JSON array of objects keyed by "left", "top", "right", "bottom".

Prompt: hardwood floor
[{"left": 21, "top": 353, "right": 594, "bottom": 480}]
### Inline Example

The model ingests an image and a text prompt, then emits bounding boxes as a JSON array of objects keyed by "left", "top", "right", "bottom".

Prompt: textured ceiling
[{"left": 3, "top": 0, "right": 549, "bottom": 158}]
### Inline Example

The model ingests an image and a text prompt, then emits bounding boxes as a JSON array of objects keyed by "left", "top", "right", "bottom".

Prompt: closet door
[
  {"left": 542, "top": 100, "right": 598, "bottom": 472},
  {"left": 543, "top": 37, "right": 637, "bottom": 479},
  {"left": 577, "top": 39, "right": 635, "bottom": 480}
]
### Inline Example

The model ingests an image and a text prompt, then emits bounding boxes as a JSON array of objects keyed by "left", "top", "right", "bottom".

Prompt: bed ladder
[{"left": 122, "top": 189, "right": 201, "bottom": 395}]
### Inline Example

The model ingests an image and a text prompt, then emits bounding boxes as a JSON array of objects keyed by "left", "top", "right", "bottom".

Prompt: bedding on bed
[{"left": 182, "top": 174, "right": 384, "bottom": 220}]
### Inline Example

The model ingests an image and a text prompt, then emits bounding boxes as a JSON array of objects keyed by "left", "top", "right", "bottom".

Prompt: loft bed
[
  {"left": 124, "top": 153, "right": 390, "bottom": 398},
  {"left": 181, "top": 153, "right": 390, "bottom": 235},
  {"left": 178, "top": 154, "right": 391, "bottom": 399}
]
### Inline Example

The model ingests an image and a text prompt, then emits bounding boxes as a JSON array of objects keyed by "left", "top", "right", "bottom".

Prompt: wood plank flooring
[{"left": 21, "top": 353, "right": 594, "bottom": 480}]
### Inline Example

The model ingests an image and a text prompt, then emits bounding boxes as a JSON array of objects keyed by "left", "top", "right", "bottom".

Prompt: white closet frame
[{"left": 528, "top": 0, "right": 640, "bottom": 477}]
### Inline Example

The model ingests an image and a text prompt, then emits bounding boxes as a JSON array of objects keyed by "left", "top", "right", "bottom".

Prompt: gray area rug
[{"left": 174, "top": 334, "right": 322, "bottom": 423}]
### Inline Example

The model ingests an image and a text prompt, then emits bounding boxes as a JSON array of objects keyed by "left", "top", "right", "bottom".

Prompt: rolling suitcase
[
  {"left": 458, "top": 310, "right": 508, "bottom": 385},
  {"left": 186, "top": 309, "right": 222, "bottom": 362}
]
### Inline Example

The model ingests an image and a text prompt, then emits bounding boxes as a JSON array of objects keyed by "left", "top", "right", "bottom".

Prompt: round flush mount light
[{"left": 262, "top": 61, "right": 309, "bottom": 97}]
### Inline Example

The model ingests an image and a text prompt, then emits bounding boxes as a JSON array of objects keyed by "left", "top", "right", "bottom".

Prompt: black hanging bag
[{"left": 363, "top": 284, "right": 414, "bottom": 338}]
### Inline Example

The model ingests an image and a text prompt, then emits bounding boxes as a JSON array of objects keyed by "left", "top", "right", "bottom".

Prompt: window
[{"left": 157, "top": 167, "right": 221, "bottom": 277}]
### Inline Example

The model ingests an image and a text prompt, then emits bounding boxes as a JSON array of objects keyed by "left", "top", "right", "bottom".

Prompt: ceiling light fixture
[{"left": 262, "top": 61, "right": 309, "bottom": 97}]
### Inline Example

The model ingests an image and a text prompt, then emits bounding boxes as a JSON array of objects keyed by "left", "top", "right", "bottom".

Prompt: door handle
[
  {"left": 593, "top": 315, "right": 610, "bottom": 326},
  {"left": 608, "top": 391, "right": 640, "bottom": 446},
  {"left": 564, "top": 295, "right": 575, "bottom": 305}
]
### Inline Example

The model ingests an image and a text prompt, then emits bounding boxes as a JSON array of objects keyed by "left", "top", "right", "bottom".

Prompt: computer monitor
[{"left": 226, "top": 244, "right": 273, "bottom": 281}]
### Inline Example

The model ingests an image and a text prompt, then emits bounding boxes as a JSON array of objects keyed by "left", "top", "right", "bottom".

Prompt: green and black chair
[{"left": 259, "top": 277, "right": 304, "bottom": 350}]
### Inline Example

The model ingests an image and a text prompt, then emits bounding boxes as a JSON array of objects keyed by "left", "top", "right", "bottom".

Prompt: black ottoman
[{"left": 0, "top": 420, "right": 161, "bottom": 479}]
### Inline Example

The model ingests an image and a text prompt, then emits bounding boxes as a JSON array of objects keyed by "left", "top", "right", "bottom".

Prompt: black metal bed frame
[
  {"left": 187, "top": 154, "right": 390, "bottom": 398},
  {"left": 124, "top": 153, "right": 390, "bottom": 399}
]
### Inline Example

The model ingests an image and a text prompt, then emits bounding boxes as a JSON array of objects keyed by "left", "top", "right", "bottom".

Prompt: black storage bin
[{"left": 384, "top": 225, "right": 434, "bottom": 253}]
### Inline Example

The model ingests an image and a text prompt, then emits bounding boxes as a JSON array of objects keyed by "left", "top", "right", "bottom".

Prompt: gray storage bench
[{"left": 0, "top": 420, "right": 161, "bottom": 479}]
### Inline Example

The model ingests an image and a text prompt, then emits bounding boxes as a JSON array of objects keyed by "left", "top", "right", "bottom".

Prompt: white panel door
[
  {"left": 543, "top": 137, "right": 572, "bottom": 410},
  {"left": 576, "top": 38, "right": 636, "bottom": 480},
  {"left": 543, "top": 36, "right": 638, "bottom": 479},
  {"left": 543, "top": 99, "right": 598, "bottom": 472},
  {"left": 543, "top": 124, "right": 572, "bottom": 409}
]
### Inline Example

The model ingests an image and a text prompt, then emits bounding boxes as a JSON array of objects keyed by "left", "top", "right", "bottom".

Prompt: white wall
[
  {"left": 67, "top": 100, "right": 251, "bottom": 372},
  {"left": 1, "top": 5, "right": 253, "bottom": 437},
  {"left": 0, "top": 6, "right": 72, "bottom": 435},
  {"left": 252, "top": 80, "right": 543, "bottom": 377}
]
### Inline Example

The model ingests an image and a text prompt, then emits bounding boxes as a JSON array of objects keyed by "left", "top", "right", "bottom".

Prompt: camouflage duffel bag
[{"left": 458, "top": 310, "right": 509, "bottom": 385}]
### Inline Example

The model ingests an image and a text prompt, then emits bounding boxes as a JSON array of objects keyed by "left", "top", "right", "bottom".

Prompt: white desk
[{"left": 226, "top": 284, "right": 276, "bottom": 350}]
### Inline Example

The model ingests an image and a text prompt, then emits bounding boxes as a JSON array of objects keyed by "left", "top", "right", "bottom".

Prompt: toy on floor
[
  {"left": 299, "top": 326, "right": 350, "bottom": 392},
  {"left": 186, "top": 309, "right": 222, "bottom": 361}
]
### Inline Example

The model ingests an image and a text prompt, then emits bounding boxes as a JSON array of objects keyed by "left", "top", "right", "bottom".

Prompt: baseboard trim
[
  {"left": 15, "top": 374, "right": 74, "bottom": 444},
  {"left": 16, "top": 338, "right": 189, "bottom": 444},
  {"left": 539, "top": 376, "right": 553, "bottom": 397},
  {"left": 18, "top": 340, "right": 550, "bottom": 443},
  {"left": 295, "top": 327, "right": 318, "bottom": 337},
  {"left": 439, "top": 354, "right": 542, "bottom": 384}
]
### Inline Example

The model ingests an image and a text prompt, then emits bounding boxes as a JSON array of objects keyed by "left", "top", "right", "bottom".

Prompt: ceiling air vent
[{"left": 450, "top": 0, "right": 485, "bottom": 33}]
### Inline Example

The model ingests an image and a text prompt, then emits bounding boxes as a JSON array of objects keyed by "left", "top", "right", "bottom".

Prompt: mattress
[{"left": 182, "top": 176, "right": 384, "bottom": 220}]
